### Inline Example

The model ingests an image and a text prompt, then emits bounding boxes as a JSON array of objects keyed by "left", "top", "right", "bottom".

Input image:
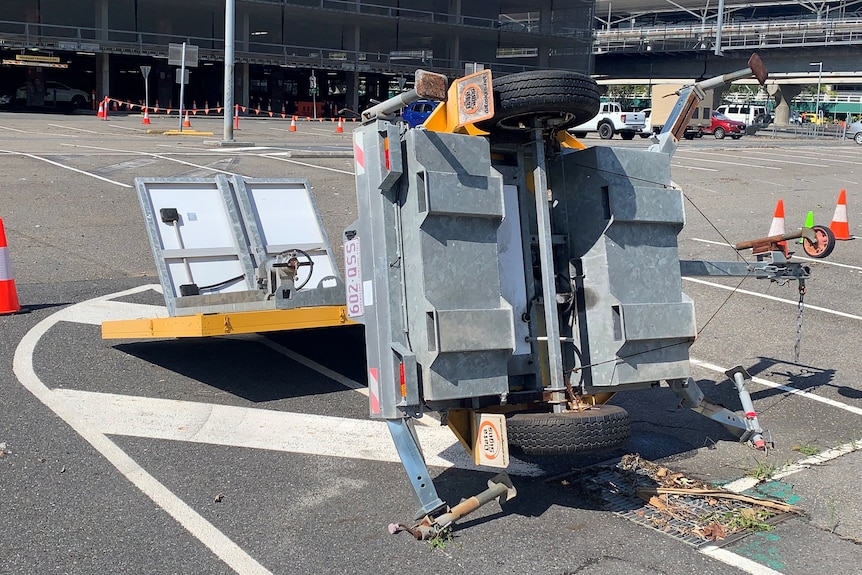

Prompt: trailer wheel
[
  {"left": 474, "top": 70, "right": 601, "bottom": 133},
  {"left": 506, "top": 404, "right": 630, "bottom": 455},
  {"left": 802, "top": 224, "right": 836, "bottom": 259},
  {"left": 620, "top": 131, "right": 636, "bottom": 140}
]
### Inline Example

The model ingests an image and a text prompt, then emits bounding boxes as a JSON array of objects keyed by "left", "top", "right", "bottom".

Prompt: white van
[{"left": 714, "top": 104, "right": 770, "bottom": 126}]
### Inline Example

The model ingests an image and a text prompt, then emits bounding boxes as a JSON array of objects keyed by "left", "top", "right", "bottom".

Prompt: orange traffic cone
[
  {"left": 192, "top": 101, "right": 198, "bottom": 116},
  {"left": 183, "top": 111, "right": 192, "bottom": 128},
  {"left": 0, "top": 218, "right": 22, "bottom": 315},
  {"left": 289, "top": 116, "right": 297, "bottom": 132},
  {"left": 767, "top": 199, "right": 787, "bottom": 255},
  {"left": 96, "top": 99, "right": 104, "bottom": 118},
  {"left": 205, "top": 101, "right": 210, "bottom": 115},
  {"left": 141, "top": 108, "right": 151, "bottom": 125},
  {"left": 830, "top": 189, "right": 852, "bottom": 240},
  {"left": 336, "top": 117, "right": 344, "bottom": 133},
  {"left": 111, "top": 99, "right": 118, "bottom": 111}
]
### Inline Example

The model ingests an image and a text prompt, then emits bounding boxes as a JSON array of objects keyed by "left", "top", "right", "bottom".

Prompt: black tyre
[
  {"left": 639, "top": 133, "right": 652, "bottom": 138},
  {"left": 802, "top": 224, "right": 836, "bottom": 259},
  {"left": 684, "top": 133, "right": 695, "bottom": 140},
  {"left": 475, "top": 70, "right": 601, "bottom": 133},
  {"left": 506, "top": 404, "right": 630, "bottom": 455},
  {"left": 597, "top": 121, "right": 615, "bottom": 139},
  {"left": 854, "top": 132, "right": 862, "bottom": 145},
  {"left": 71, "top": 95, "right": 85, "bottom": 108},
  {"left": 620, "top": 131, "right": 635, "bottom": 140},
  {"left": 572, "top": 131, "right": 588, "bottom": 138},
  {"left": 713, "top": 127, "right": 726, "bottom": 139},
  {"left": 731, "top": 135, "right": 742, "bottom": 140}
]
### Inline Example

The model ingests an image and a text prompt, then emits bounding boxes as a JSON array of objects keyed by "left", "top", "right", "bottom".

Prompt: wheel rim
[
  {"left": 494, "top": 110, "right": 579, "bottom": 131},
  {"left": 714, "top": 128, "right": 725, "bottom": 139},
  {"left": 803, "top": 225, "right": 836, "bottom": 258}
]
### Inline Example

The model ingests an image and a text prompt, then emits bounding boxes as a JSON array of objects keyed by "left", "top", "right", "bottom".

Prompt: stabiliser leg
[
  {"left": 669, "top": 372, "right": 767, "bottom": 450},
  {"left": 386, "top": 418, "right": 447, "bottom": 519},
  {"left": 386, "top": 418, "right": 517, "bottom": 540},
  {"left": 390, "top": 472, "right": 516, "bottom": 540}
]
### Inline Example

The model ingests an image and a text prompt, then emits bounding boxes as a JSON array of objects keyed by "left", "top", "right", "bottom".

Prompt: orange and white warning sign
[
  {"left": 472, "top": 413, "right": 509, "bottom": 468},
  {"left": 455, "top": 69, "right": 493, "bottom": 128}
]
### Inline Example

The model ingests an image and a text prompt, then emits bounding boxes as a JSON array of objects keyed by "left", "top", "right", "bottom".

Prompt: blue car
[{"left": 401, "top": 100, "right": 437, "bottom": 127}]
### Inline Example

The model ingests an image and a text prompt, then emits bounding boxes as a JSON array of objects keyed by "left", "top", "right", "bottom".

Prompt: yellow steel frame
[{"left": 101, "top": 305, "right": 355, "bottom": 339}]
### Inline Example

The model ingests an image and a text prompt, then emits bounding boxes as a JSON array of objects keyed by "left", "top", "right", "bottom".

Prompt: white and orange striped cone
[
  {"left": 204, "top": 101, "right": 210, "bottom": 115},
  {"left": 141, "top": 107, "right": 151, "bottom": 125},
  {"left": 289, "top": 116, "right": 297, "bottom": 132},
  {"left": 192, "top": 101, "right": 198, "bottom": 116},
  {"left": 767, "top": 199, "right": 788, "bottom": 255},
  {"left": 96, "top": 99, "right": 104, "bottom": 118},
  {"left": 336, "top": 117, "right": 344, "bottom": 133},
  {"left": 183, "top": 111, "right": 192, "bottom": 128},
  {"left": 0, "top": 218, "right": 22, "bottom": 315},
  {"left": 102, "top": 97, "right": 109, "bottom": 120},
  {"left": 830, "top": 189, "right": 852, "bottom": 240}
]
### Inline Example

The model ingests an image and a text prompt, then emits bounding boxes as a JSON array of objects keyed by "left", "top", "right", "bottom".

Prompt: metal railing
[
  {"left": 594, "top": 16, "right": 862, "bottom": 53},
  {"left": 0, "top": 19, "right": 566, "bottom": 77}
]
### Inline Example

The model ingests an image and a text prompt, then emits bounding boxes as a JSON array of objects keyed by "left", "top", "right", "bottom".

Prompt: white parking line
[
  {"left": 262, "top": 153, "right": 354, "bottom": 175},
  {"left": 50, "top": 388, "right": 542, "bottom": 476},
  {"left": 673, "top": 155, "right": 782, "bottom": 170},
  {"left": 12, "top": 286, "right": 272, "bottom": 575},
  {"left": 680, "top": 148, "right": 822, "bottom": 167},
  {"left": 49, "top": 123, "right": 100, "bottom": 134},
  {"left": 683, "top": 277, "right": 862, "bottom": 321},
  {"left": 672, "top": 163, "right": 718, "bottom": 172},
  {"left": 0, "top": 148, "right": 132, "bottom": 188}
]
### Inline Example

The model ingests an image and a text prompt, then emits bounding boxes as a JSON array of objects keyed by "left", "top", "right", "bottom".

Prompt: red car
[{"left": 705, "top": 111, "right": 746, "bottom": 140}]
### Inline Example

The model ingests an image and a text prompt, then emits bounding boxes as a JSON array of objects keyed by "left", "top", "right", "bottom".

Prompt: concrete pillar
[
  {"left": 767, "top": 84, "right": 803, "bottom": 125},
  {"left": 346, "top": 24, "right": 360, "bottom": 112},
  {"left": 96, "top": 53, "right": 110, "bottom": 100},
  {"left": 95, "top": 0, "right": 110, "bottom": 98},
  {"left": 240, "top": 63, "right": 250, "bottom": 108},
  {"left": 449, "top": 0, "right": 461, "bottom": 70},
  {"left": 539, "top": 0, "right": 552, "bottom": 67}
]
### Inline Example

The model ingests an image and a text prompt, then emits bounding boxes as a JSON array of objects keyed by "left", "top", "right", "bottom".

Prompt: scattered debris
[
  {"left": 0, "top": 442, "right": 10, "bottom": 459},
  {"left": 558, "top": 454, "right": 798, "bottom": 547},
  {"left": 214, "top": 493, "right": 225, "bottom": 503}
]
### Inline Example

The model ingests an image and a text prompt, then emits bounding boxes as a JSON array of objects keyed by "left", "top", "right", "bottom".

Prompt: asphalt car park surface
[{"left": 1, "top": 111, "right": 861, "bottom": 575}]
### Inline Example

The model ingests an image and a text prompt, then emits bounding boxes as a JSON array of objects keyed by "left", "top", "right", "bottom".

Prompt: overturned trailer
[
  {"left": 101, "top": 54, "right": 837, "bottom": 541},
  {"left": 344, "top": 55, "right": 834, "bottom": 538}
]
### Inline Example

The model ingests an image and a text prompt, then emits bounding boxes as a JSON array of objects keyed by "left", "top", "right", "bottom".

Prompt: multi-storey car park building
[
  {"left": 0, "top": 0, "right": 594, "bottom": 117},
  {"left": 593, "top": 0, "right": 862, "bottom": 122}
]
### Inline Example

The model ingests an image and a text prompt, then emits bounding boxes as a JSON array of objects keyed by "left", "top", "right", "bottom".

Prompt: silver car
[{"left": 847, "top": 120, "right": 862, "bottom": 145}]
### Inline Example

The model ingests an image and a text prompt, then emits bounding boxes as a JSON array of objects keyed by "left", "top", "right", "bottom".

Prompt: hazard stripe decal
[
  {"left": 368, "top": 367, "right": 380, "bottom": 414},
  {"left": 353, "top": 133, "right": 365, "bottom": 175}
]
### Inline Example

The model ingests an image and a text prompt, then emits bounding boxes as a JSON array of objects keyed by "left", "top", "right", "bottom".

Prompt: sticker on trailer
[
  {"left": 472, "top": 413, "right": 509, "bottom": 468},
  {"left": 344, "top": 236, "right": 364, "bottom": 317}
]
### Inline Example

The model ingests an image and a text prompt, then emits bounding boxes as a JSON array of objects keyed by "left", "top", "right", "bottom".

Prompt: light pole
[
  {"left": 809, "top": 61, "right": 822, "bottom": 119},
  {"left": 224, "top": 0, "right": 235, "bottom": 142}
]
